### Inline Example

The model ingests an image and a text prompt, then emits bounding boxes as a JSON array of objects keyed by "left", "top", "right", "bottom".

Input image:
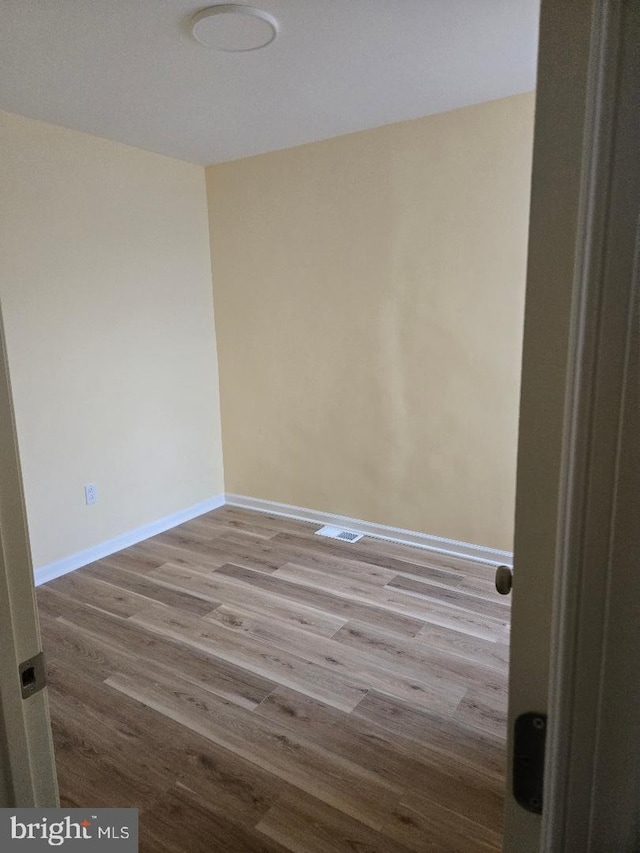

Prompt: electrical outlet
[{"left": 84, "top": 483, "right": 98, "bottom": 505}]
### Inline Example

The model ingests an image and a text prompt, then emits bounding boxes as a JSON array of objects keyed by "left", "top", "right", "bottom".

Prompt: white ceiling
[{"left": 0, "top": 1, "right": 539, "bottom": 165}]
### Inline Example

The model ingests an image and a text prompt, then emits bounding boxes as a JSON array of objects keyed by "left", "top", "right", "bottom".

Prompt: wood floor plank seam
[
  {"left": 270, "top": 563, "right": 508, "bottom": 641},
  {"left": 127, "top": 604, "right": 372, "bottom": 713},
  {"left": 202, "top": 603, "right": 468, "bottom": 715},
  {"left": 153, "top": 560, "right": 429, "bottom": 638},
  {"left": 104, "top": 669, "right": 405, "bottom": 832}
]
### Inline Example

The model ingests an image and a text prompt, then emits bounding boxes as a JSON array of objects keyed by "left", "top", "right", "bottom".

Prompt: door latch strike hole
[
  {"left": 21, "top": 666, "right": 36, "bottom": 689},
  {"left": 18, "top": 651, "right": 46, "bottom": 699}
]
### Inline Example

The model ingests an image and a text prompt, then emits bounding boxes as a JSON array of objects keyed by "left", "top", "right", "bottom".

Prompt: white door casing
[
  {"left": 0, "top": 302, "right": 58, "bottom": 807},
  {"left": 505, "top": 0, "right": 640, "bottom": 849}
]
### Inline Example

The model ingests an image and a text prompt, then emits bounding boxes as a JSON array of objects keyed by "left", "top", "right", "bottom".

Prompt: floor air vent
[{"left": 315, "top": 526, "right": 363, "bottom": 543}]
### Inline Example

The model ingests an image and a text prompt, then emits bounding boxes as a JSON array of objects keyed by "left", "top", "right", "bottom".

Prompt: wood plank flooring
[{"left": 36, "top": 506, "right": 510, "bottom": 852}]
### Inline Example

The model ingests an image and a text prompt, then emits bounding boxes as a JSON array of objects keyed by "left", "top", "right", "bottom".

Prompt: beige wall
[
  {"left": 207, "top": 93, "right": 534, "bottom": 551},
  {"left": 0, "top": 111, "right": 224, "bottom": 568}
]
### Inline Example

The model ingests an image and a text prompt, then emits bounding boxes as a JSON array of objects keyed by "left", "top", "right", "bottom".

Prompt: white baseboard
[
  {"left": 34, "top": 494, "right": 225, "bottom": 587},
  {"left": 34, "top": 490, "right": 512, "bottom": 587},
  {"left": 225, "top": 494, "right": 513, "bottom": 567}
]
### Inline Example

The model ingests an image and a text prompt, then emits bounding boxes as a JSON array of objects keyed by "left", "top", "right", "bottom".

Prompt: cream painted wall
[
  {"left": 0, "top": 110, "right": 224, "bottom": 568},
  {"left": 207, "top": 93, "right": 534, "bottom": 551}
]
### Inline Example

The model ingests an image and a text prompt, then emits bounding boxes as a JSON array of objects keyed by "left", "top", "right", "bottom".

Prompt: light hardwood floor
[{"left": 36, "top": 506, "right": 510, "bottom": 852}]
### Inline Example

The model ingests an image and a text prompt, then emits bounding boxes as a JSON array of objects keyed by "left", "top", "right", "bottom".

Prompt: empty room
[{"left": 5, "top": 2, "right": 633, "bottom": 852}]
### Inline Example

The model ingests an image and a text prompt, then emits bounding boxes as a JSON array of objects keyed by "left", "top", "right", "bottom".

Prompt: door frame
[
  {"left": 506, "top": 0, "right": 640, "bottom": 849},
  {"left": 543, "top": 0, "right": 640, "bottom": 848},
  {"left": 0, "top": 303, "right": 58, "bottom": 807}
]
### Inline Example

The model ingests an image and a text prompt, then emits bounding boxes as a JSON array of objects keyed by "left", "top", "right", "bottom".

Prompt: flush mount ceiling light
[{"left": 191, "top": 5, "right": 279, "bottom": 52}]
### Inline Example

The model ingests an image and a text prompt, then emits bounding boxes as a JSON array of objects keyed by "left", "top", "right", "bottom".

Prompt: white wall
[
  {"left": 0, "top": 110, "right": 224, "bottom": 569},
  {"left": 207, "top": 94, "right": 534, "bottom": 551}
]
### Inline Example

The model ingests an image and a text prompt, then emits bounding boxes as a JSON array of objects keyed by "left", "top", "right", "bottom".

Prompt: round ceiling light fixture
[{"left": 191, "top": 5, "right": 279, "bottom": 52}]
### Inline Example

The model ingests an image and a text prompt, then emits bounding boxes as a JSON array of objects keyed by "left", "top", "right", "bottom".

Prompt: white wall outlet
[{"left": 84, "top": 483, "right": 98, "bottom": 505}]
